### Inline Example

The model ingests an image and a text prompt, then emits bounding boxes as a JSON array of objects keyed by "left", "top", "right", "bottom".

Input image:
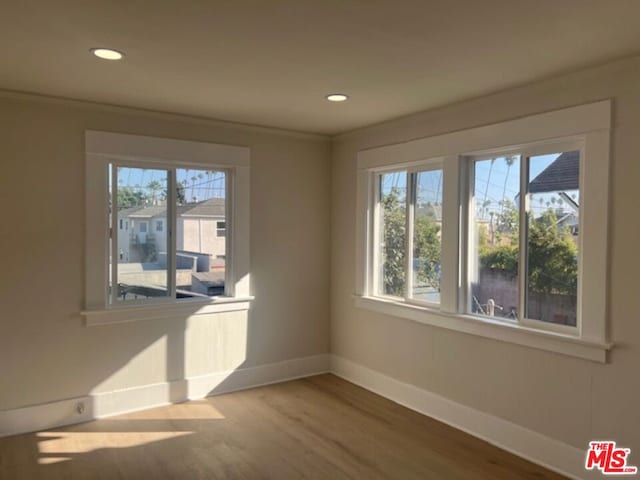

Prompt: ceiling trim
[{"left": 0, "top": 88, "right": 330, "bottom": 142}]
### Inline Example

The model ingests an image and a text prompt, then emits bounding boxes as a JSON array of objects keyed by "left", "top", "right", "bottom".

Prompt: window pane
[
  {"left": 412, "top": 169, "right": 442, "bottom": 303},
  {"left": 114, "top": 167, "right": 170, "bottom": 302},
  {"left": 379, "top": 171, "right": 407, "bottom": 297},
  {"left": 176, "top": 169, "right": 227, "bottom": 297},
  {"left": 526, "top": 151, "right": 579, "bottom": 326},
  {"left": 470, "top": 156, "right": 520, "bottom": 319}
]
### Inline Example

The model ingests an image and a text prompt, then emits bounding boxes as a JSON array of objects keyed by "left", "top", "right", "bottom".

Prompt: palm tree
[
  {"left": 482, "top": 159, "right": 495, "bottom": 218},
  {"left": 146, "top": 180, "right": 162, "bottom": 205},
  {"left": 500, "top": 156, "right": 517, "bottom": 215},
  {"left": 191, "top": 176, "right": 198, "bottom": 201}
]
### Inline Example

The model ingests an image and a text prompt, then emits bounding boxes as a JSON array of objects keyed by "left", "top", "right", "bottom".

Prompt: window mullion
[
  {"left": 168, "top": 169, "right": 177, "bottom": 299},
  {"left": 518, "top": 155, "right": 528, "bottom": 323},
  {"left": 110, "top": 165, "right": 118, "bottom": 305},
  {"left": 224, "top": 169, "right": 233, "bottom": 297},
  {"left": 440, "top": 156, "right": 462, "bottom": 313},
  {"left": 370, "top": 174, "right": 381, "bottom": 296},
  {"left": 405, "top": 172, "right": 415, "bottom": 300}
]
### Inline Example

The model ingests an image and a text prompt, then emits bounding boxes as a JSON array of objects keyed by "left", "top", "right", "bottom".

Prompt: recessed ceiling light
[
  {"left": 326, "top": 93, "right": 349, "bottom": 102},
  {"left": 90, "top": 48, "right": 125, "bottom": 60}
]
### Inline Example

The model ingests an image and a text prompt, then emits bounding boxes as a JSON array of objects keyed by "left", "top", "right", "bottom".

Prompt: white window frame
[
  {"left": 355, "top": 101, "right": 612, "bottom": 362},
  {"left": 83, "top": 131, "right": 252, "bottom": 326},
  {"left": 372, "top": 161, "right": 445, "bottom": 309}
]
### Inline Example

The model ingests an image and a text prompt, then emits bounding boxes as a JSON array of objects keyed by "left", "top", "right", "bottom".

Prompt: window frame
[
  {"left": 372, "top": 161, "right": 445, "bottom": 309},
  {"left": 83, "top": 131, "right": 252, "bottom": 326},
  {"left": 355, "top": 101, "right": 612, "bottom": 362},
  {"left": 462, "top": 139, "right": 584, "bottom": 337}
]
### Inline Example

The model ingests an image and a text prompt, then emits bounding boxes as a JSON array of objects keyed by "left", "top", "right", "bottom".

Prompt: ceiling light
[
  {"left": 91, "top": 48, "right": 125, "bottom": 60},
  {"left": 326, "top": 93, "right": 348, "bottom": 102}
]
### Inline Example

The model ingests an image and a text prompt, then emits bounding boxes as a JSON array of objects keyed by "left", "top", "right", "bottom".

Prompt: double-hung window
[
  {"left": 83, "top": 131, "right": 251, "bottom": 326},
  {"left": 356, "top": 101, "right": 611, "bottom": 361}
]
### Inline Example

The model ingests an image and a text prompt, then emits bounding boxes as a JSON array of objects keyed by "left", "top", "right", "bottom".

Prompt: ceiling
[{"left": 2, "top": 1, "right": 640, "bottom": 135}]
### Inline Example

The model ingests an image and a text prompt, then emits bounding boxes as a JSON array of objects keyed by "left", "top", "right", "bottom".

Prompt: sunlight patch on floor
[
  {"left": 117, "top": 401, "right": 226, "bottom": 420},
  {"left": 36, "top": 431, "right": 193, "bottom": 454},
  {"left": 38, "top": 456, "right": 71, "bottom": 465}
]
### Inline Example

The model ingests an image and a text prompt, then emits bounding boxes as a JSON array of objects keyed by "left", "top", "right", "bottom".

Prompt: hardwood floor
[{"left": 0, "top": 374, "right": 567, "bottom": 479}]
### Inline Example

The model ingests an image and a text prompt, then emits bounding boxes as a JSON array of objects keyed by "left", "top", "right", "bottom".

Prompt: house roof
[
  {"left": 178, "top": 198, "right": 225, "bottom": 217},
  {"left": 119, "top": 205, "right": 167, "bottom": 218},
  {"left": 119, "top": 197, "right": 225, "bottom": 218},
  {"left": 528, "top": 151, "right": 579, "bottom": 194}
]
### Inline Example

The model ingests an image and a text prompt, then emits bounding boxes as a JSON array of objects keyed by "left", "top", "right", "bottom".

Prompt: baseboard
[
  {"left": 0, "top": 353, "right": 330, "bottom": 438},
  {"left": 330, "top": 355, "right": 597, "bottom": 480},
  {"left": 1, "top": 352, "right": 596, "bottom": 479}
]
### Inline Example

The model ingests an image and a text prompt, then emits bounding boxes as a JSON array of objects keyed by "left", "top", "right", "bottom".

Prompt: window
[
  {"left": 375, "top": 167, "right": 443, "bottom": 305},
  {"left": 217, "top": 221, "right": 226, "bottom": 237},
  {"left": 355, "top": 101, "right": 611, "bottom": 361},
  {"left": 110, "top": 166, "right": 227, "bottom": 303},
  {"left": 84, "top": 131, "right": 251, "bottom": 325},
  {"left": 467, "top": 149, "right": 581, "bottom": 331}
]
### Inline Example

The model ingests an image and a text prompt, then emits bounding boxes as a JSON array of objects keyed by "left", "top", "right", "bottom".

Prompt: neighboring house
[
  {"left": 117, "top": 197, "right": 226, "bottom": 264},
  {"left": 528, "top": 150, "right": 580, "bottom": 236}
]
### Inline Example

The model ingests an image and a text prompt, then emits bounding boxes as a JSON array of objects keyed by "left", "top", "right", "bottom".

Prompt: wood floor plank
[{"left": 0, "top": 374, "right": 568, "bottom": 479}]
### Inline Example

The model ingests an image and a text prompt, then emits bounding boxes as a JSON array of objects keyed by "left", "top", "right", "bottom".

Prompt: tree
[
  {"left": 380, "top": 185, "right": 577, "bottom": 299},
  {"left": 527, "top": 210, "right": 577, "bottom": 295},
  {"left": 381, "top": 187, "right": 407, "bottom": 296},
  {"left": 499, "top": 155, "right": 518, "bottom": 215},
  {"left": 494, "top": 199, "right": 518, "bottom": 238},
  {"left": 176, "top": 183, "right": 186, "bottom": 204},
  {"left": 381, "top": 187, "right": 442, "bottom": 296},
  {"left": 146, "top": 180, "right": 162, "bottom": 204},
  {"left": 413, "top": 216, "right": 441, "bottom": 290},
  {"left": 479, "top": 208, "right": 578, "bottom": 296},
  {"left": 162, "top": 183, "right": 187, "bottom": 205},
  {"left": 117, "top": 187, "right": 149, "bottom": 210}
]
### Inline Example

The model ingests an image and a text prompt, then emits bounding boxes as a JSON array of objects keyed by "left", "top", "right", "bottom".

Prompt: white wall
[
  {"left": 331, "top": 56, "right": 640, "bottom": 452},
  {"left": 0, "top": 92, "right": 331, "bottom": 410}
]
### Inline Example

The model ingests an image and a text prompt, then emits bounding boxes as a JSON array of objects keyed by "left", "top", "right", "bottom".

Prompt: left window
[
  {"left": 109, "top": 165, "right": 228, "bottom": 303},
  {"left": 375, "top": 167, "right": 443, "bottom": 306},
  {"left": 84, "top": 131, "right": 251, "bottom": 325}
]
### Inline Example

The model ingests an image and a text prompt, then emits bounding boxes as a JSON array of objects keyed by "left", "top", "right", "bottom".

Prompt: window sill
[
  {"left": 353, "top": 295, "right": 611, "bottom": 362},
  {"left": 82, "top": 296, "right": 254, "bottom": 327}
]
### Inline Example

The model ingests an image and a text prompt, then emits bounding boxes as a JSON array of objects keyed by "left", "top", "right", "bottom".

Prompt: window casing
[
  {"left": 355, "top": 101, "right": 611, "bottom": 362},
  {"left": 84, "top": 131, "right": 251, "bottom": 326}
]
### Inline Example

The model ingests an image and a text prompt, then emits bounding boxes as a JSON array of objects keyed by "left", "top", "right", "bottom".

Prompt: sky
[
  {"left": 110, "top": 166, "right": 226, "bottom": 203},
  {"left": 380, "top": 152, "right": 580, "bottom": 220}
]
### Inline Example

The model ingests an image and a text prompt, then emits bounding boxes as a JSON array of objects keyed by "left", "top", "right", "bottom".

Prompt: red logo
[{"left": 586, "top": 441, "right": 637, "bottom": 475}]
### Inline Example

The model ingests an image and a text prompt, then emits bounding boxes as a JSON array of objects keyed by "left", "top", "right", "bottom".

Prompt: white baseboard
[
  {"left": 0, "top": 352, "right": 597, "bottom": 480},
  {"left": 330, "top": 355, "right": 597, "bottom": 480},
  {"left": 0, "top": 353, "right": 330, "bottom": 438}
]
